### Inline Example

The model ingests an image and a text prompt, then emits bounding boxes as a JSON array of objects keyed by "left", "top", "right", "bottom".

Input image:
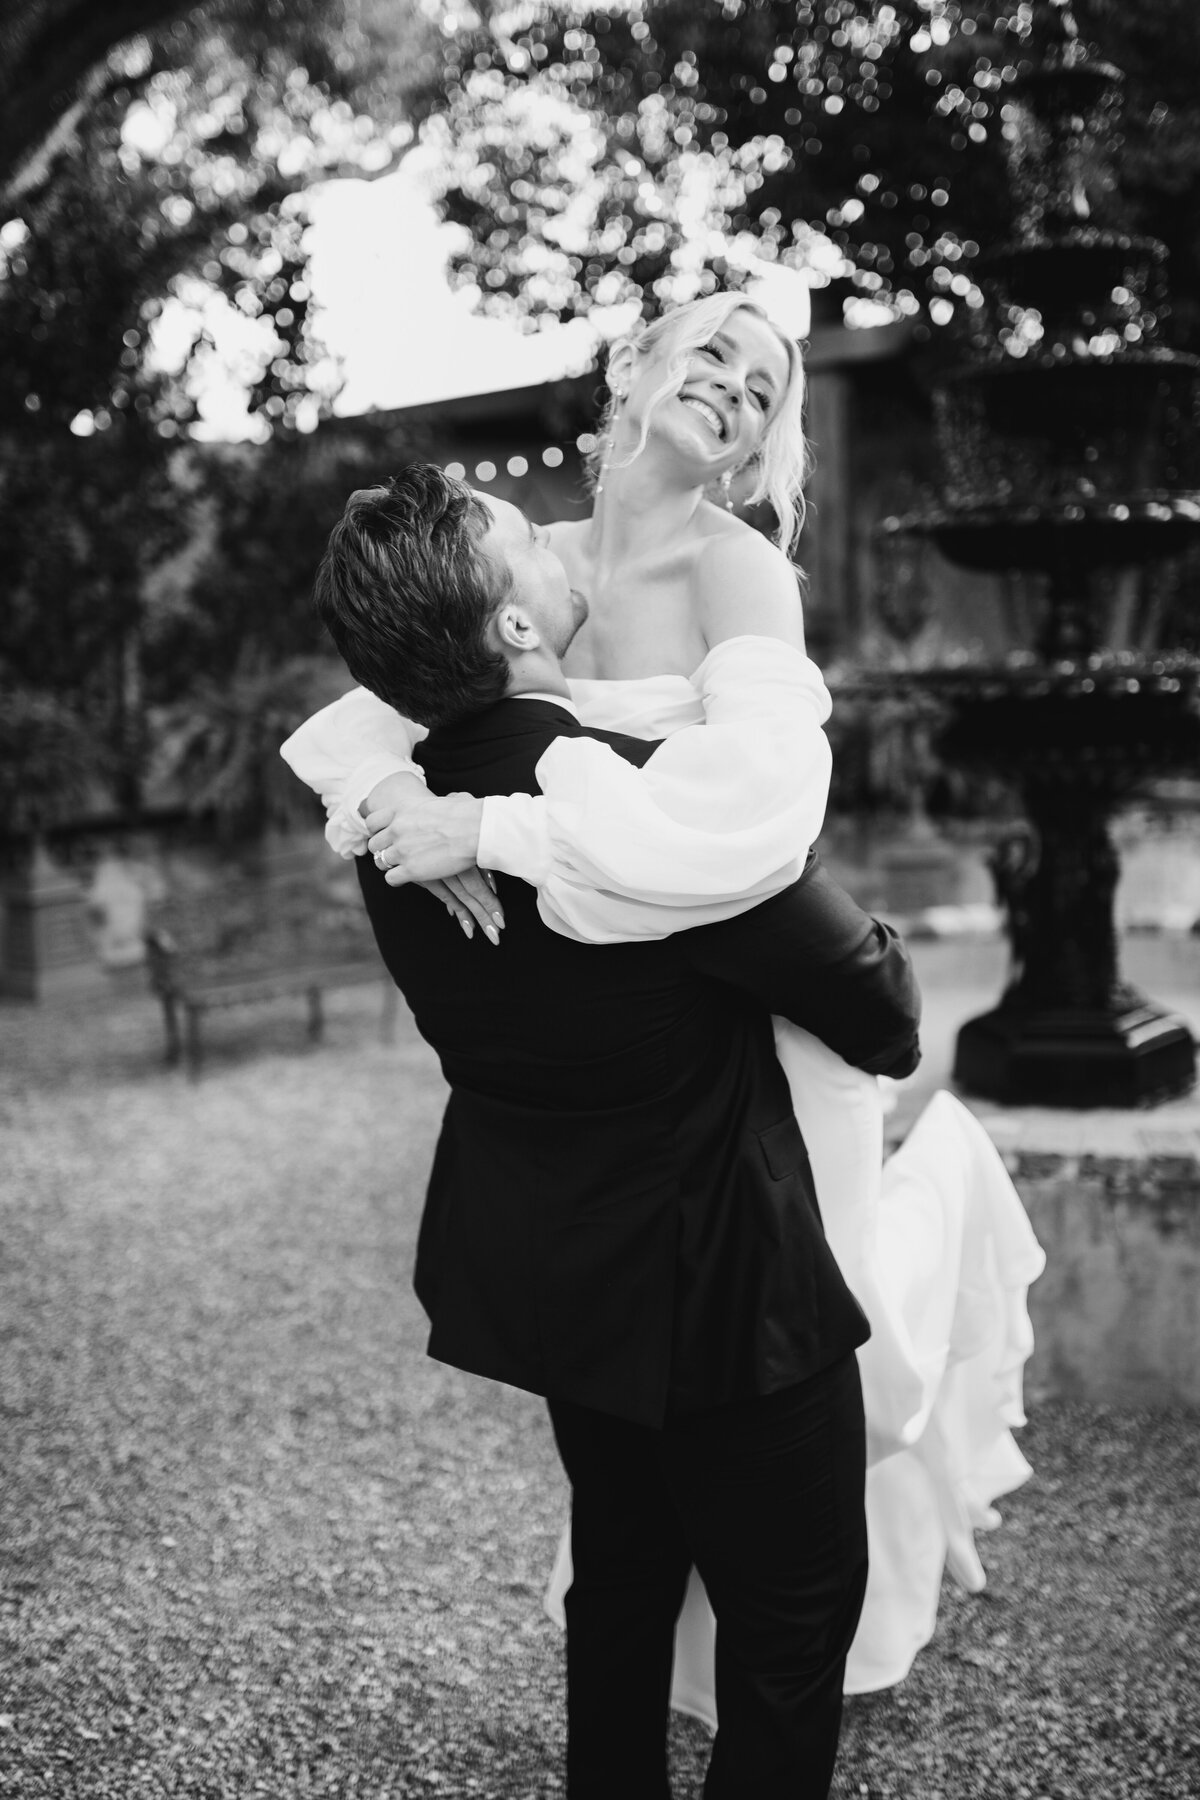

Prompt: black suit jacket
[{"left": 357, "top": 697, "right": 920, "bottom": 1426}]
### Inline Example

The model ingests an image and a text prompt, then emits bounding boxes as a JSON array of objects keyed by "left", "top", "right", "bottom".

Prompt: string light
[{"left": 440, "top": 446, "right": 577, "bottom": 485}]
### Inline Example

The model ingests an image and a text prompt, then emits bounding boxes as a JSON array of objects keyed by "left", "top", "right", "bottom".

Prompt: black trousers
[{"left": 547, "top": 1354, "right": 867, "bottom": 1800}]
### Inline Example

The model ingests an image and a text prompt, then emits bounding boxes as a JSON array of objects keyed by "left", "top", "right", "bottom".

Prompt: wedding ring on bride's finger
[{"left": 375, "top": 851, "right": 388, "bottom": 869}]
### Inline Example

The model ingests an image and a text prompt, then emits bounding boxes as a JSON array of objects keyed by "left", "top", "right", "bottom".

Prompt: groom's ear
[{"left": 488, "top": 602, "right": 540, "bottom": 656}]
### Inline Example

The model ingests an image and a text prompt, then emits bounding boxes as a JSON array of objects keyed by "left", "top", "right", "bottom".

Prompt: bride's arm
[
  {"left": 521, "top": 638, "right": 829, "bottom": 940},
  {"left": 283, "top": 640, "right": 829, "bottom": 905},
  {"left": 280, "top": 686, "right": 428, "bottom": 857},
  {"left": 281, "top": 558, "right": 829, "bottom": 944},
  {"left": 363, "top": 634, "right": 832, "bottom": 943},
  {"left": 468, "top": 530, "right": 823, "bottom": 942},
  {"left": 280, "top": 689, "right": 504, "bottom": 939},
  {"left": 504, "top": 533, "right": 819, "bottom": 942}
]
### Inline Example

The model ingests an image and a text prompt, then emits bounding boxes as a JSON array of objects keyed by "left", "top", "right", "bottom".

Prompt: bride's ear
[{"left": 605, "top": 341, "right": 636, "bottom": 403}]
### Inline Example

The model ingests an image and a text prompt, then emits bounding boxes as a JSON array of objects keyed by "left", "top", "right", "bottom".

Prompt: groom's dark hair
[{"left": 314, "top": 463, "right": 512, "bottom": 728}]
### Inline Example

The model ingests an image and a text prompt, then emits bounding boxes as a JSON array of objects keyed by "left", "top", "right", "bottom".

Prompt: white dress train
[{"left": 279, "top": 636, "right": 1046, "bottom": 1708}]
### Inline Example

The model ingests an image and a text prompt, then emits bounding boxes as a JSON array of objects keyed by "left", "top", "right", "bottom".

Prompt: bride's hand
[
  {"left": 363, "top": 786, "right": 488, "bottom": 883},
  {"left": 419, "top": 870, "right": 504, "bottom": 945},
  {"left": 360, "top": 773, "right": 501, "bottom": 939}
]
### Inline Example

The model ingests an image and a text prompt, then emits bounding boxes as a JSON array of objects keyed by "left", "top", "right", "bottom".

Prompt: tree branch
[{"left": 0, "top": 0, "right": 202, "bottom": 200}]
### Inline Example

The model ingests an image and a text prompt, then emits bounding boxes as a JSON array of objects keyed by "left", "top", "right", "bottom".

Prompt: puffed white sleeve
[
  {"left": 279, "top": 687, "right": 428, "bottom": 859},
  {"left": 478, "top": 636, "right": 833, "bottom": 944}
]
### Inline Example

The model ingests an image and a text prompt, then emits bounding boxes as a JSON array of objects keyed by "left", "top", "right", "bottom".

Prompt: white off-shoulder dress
[{"left": 280, "top": 636, "right": 1045, "bottom": 1708}]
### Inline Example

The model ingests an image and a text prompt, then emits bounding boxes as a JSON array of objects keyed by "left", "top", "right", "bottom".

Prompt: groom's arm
[{"left": 681, "top": 854, "right": 922, "bottom": 1078}]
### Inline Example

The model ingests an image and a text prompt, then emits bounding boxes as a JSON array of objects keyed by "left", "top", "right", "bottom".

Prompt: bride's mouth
[{"left": 678, "top": 396, "right": 727, "bottom": 442}]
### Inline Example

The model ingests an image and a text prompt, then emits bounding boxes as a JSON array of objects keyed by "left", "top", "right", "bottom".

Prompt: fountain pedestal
[
  {"left": 921, "top": 660, "right": 1200, "bottom": 1105},
  {"left": 955, "top": 998, "right": 1194, "bottom": 1108},
  {"left": 954, "top": 788, "right": 1194, "bottom": 1106}
]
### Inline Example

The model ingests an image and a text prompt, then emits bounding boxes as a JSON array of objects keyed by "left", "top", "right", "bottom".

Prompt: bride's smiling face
[{"left": 617, "top": 306, "right": 794, "bottom": 482}]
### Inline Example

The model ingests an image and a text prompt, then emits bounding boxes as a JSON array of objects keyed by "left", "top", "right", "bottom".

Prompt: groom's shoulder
[
  {"left": 417, "top": 699, "right": 585, "bottom": 797},
  {"left": 417, "top": 699, "right": 658, "bottom": 798}
]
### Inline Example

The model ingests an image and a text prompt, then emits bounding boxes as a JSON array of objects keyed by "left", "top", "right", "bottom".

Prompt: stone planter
[{"left": 1, "top": 840, "right": 107, "bottom": 1001}]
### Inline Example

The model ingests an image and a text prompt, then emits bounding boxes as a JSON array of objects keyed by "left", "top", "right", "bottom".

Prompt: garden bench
[{"left": 144, "top": 869, "right": 395, "bottom": 1077}]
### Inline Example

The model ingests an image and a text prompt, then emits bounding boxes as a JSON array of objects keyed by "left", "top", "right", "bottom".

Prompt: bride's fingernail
[
  {"left": 460, "top": 917, "right": 474, "bottom": 940},
  {"left": 485, "top": 924, "right": 500, "bottom": 945}
]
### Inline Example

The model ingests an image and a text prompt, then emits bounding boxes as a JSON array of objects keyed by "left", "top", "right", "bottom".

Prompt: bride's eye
[{"left": 701, "top": 341, "right": 725, "bottom": 361}]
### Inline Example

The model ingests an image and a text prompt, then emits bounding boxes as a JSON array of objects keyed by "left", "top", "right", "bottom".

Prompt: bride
[{"left": 281, "top": 290, "right": 1045, "bottom": 1710}]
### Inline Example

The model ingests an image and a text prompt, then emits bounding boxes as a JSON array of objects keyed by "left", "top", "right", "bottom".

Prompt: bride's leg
[{"left": 547, "top": 1397, "right": 691, "bottom": 1800}]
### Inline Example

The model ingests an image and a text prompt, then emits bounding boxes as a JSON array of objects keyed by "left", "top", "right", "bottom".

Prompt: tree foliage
[
  {"left": 0, "top": 0, "right": 431, "bottom": 200},
  {"left": 0, "top": 421, "right": 191, "bottom": 822},
  {"left": 408, "top": 0, "right": 1200, "bottom": 351},
  {"left": 142, "top": 427, "right": 409, "bottom": 837},
  {"left": 0, "top": 685, "right": 111, "bottom": 836},
  {"left": 0, "top": 416, "right": 407, "bottom": 835},
  {"left": 148, "top": 431, "right": 386, "bottom": 684},
  {"left": 1, "top": 0, "right": 197, "bottom": 200},
  {"left": 0, "top": 1, "right": 433, "bottom": 832},
  {"left": 0, "top": 2, "right": 435, "bottom": 435}
]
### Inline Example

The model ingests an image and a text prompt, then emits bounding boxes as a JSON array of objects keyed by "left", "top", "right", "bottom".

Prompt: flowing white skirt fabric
[{"left": 544, "top": 1034, "right": 1046, "bottom": 1717}]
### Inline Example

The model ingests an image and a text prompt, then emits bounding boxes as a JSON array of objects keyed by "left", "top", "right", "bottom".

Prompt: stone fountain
[{"left": 887, "top": 0, "right": 1200, "bottom": 1106}]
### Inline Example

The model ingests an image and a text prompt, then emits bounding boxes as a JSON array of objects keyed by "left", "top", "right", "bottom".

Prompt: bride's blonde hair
[{"left": 588, "top": 292, "right": 812, "bottom": 555}]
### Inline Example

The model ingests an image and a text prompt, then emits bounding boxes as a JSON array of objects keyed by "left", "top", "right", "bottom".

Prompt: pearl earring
[
  {"left": 720, "top": 469, "right": 734, "bottom": 511},
  {"left": 594, "top": 428, "right": 612, "bottom": 498},
  {"left": 595, "top": 391, "right": 626, "bottom": 497}
]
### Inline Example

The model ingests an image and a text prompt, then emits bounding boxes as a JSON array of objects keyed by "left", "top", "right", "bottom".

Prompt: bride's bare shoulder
[{"left": 692, "top": 512, "right": 805, "bottom": 651}]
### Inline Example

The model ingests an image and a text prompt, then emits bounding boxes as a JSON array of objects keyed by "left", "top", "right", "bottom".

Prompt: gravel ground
[{"left": 1, "top": 983, "right": 1197, "bottom": 1799}]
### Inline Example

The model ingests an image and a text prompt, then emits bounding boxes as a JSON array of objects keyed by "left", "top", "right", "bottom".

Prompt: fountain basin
[
  {"left": 978, "top": 231, "right": 1167, "bottom": 335},
  {"left": 892, "top": 496, "right": 1200, "bottom": 572},
  {"left": 916, "top": 657, "right": 1200, "bottom": 775},
  {"left": 934, "top": 353, "right": 1200, "bottom": 519}
]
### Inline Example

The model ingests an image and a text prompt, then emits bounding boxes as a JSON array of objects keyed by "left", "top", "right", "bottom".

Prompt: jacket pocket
[
  {"left": 757, "top": 1115, "right": 810, "bottom": 1183},
  {"left": 748, "top": 1116, "right": 813, "bottom": 1249}
]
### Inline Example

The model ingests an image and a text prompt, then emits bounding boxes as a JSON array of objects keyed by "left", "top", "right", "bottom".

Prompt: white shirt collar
[{"left": 510, "top": 689, "right": 580, "bottom": 721}]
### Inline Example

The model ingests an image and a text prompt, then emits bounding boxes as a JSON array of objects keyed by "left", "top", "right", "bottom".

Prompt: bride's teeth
[{"left": 682, "top": 398, "right": 724, "bottom": 439}]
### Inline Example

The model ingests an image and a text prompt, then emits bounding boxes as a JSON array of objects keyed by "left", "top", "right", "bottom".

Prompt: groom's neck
[{"left": 504, "top": 655, "right": 571, "bottom": 704}]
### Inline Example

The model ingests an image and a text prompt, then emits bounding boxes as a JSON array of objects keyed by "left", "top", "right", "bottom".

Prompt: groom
[{"left": 305, "top": 464, "right": 921, "bottom": 1800}]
